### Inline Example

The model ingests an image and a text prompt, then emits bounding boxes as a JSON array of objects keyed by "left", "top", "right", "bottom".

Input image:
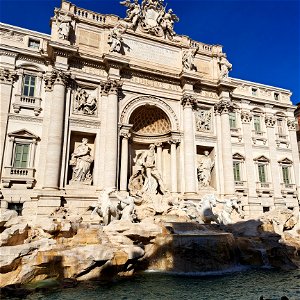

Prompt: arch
[
  {"left": 120, "top": 96, "right": 179, "bottom": 131},
  {"left": 251, "top": 107, "right": 264, "bottom": 114},
  {"left": 16, "top": 62, "right": 45, "bottom": 73}
]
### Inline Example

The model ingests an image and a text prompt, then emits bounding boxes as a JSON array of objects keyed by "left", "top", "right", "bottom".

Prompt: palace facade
[{"left": 0, "top": 0, "right": 299, "bottom": 220}]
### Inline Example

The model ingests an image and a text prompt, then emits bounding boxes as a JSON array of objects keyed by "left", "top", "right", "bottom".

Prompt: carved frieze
[
  {"left": 0, "top": 68, "right": 18, "bottom": 84},
  {"left": 240, "top": 111, "right": 252, "bottom": 123},
  {"left": 287, "top": 119, "right": 296, "bottom": 131},
  {"left": 214, "top": 100, "right": 236, "bottom": 115},
  {"left": 181, "top": 94, "right": 197, "bottom": 109},
  {"left": 264, "top": 115, "right": 276, "bottom": 128},
  {"left": 195, "top": 109, "right": 212, "bottom": 132},
  {"left": 0, "top": 29, "right": 24, "bottom": 42},
  {"left": 73, "top": 87, "right": 97, "bottom": 116},
  {"left": 69, "top": 118, "right": 101, "bottom": 129}
]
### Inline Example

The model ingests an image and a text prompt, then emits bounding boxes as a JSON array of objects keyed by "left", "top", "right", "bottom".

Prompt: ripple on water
[{"left": 20, "top": 268, "right": 300, "bottom": 300}]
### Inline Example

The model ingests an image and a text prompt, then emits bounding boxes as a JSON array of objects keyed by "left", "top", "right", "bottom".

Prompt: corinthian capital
[
  {"left": 287, "top": 119, "right": 296, "bottom": 130},
  {"left": 0, "top": 68, "right": 18, "bottom": 84},
  {"left": 181, "top": 94, "right": 197, "bottom": 109},
  {"left": 44, "top": 69, "right": 70, "bottom": 91},
  {"left": 100, "top": 79, "right": 122, "bottom": 96},
  {"left": 240, "top": 111, "right": 252, "bottom": 123},
  {"left": 264, "top": 115, "right": 276, "bottom": 128},
  {"left": 214, "top": 100, "right": 236, "bottom": 115}
]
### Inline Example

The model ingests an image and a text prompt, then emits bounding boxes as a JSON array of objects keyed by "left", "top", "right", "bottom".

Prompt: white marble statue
[
  {"left": 108, "top": 25, "right": 126, "bottom": 53},
  {"left": 160, "top": 8, "right": 179, "bottom": 38},
  {"left": 91, "top": 188, "right": 118, "bottom": 225},
  {"left": 182, "top": 45, "right": 199, "bottom": 71},
  {"left": 197, "top": 151, "right": 214, "bottom": 187},
  {"left": 120, "top": 0, "right": 141, "bottom": 27},
  {"left": 115, "top": 192, "right": 136, "bottom": 222},
  {"left": 219, "top": 55, "right": 232, "bottom": 79},
  {"left": 196, "top": 194, "right": 219, "bottom": 224},
  {"left": 70, "top": 138, "right": 93, "bottom": 183},
  {"left": 74, "top": 88, "right": 97, "bottom": 115},
  {"left": 217, "top": 197, "right": 244, "bottom": 225}
]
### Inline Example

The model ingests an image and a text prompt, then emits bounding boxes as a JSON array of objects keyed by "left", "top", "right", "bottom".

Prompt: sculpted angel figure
[
  {"left": 182, "top": 45, "right": 199, "bottom": 71},
  {"left": 161, "top": 8, "right": 179, "bottom": 38},
  {"left": 120, "top": 0, "right": 141, "bottom": 27}
]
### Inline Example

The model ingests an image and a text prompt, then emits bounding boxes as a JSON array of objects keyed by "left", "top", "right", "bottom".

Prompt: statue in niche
[
  {"left": 218, "top": 54, "right": 232, "bottom": 79},
  {"left": 129, "top": 144, "right": 168, "bottom": 197},
  {"left": 120, "top": 0, "right": 141, "bottom": 27},
  {"left": 108, "top": 24, "right": 126, "bottom": 53},
  {"left": 74, "top": 88, "right": 97, "bottom": 115},
  {"left": 217, "top": 197, "right": 245, "bottom": 225},
  {"left": 197, "top": 151, "right": 214, "bottom": 188},
  {"left": 196, "top": 110, "right": 212, "bottom": 132},
  {"left": 182, "top": 45, "right": 199, "bottom": 71},
  {"left": 70, "top": 138, "right": 93, "bottom": 184}
]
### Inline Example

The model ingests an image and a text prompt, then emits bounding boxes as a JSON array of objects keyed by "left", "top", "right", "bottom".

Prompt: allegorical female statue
[{"left": 70, "top": 138, "right": 93, "bottom": 184}]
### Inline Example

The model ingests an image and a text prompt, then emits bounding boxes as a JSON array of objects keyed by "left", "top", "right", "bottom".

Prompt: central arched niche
[{"left": 129, "top": 105, "right": 171, "bottom": 135}]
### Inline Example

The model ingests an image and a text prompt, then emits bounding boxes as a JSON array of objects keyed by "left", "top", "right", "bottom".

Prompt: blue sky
[{"left": 1, "top": 0, "right": 299, "bottom": 104}]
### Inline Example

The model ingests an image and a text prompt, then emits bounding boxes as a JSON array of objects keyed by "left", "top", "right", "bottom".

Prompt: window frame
[
  {"left": 22, "top": 74, "right": 37, "bottom": 97},
  {"left": 13, "top": 143, "right": 30, "bottom": 168}
]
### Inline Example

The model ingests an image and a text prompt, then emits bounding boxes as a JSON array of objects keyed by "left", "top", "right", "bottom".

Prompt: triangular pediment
[
  {"left": 233, "top": 153, "right": 245, "bottom": 160},
  {"left": 8, "top": 129, "right": 39, "bottom": 139},
  {"left": 254, "top": 155, "right": 269, "bottom": 162},
  {"left": 278, "top": 157, "right": 293, "bottom": 164}
]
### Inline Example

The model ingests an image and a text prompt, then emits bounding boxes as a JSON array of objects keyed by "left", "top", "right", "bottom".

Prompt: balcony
[
  {"left": 2, "top": 167, "right": 35, "bottom": 188},
  {"left": 256, "top": 182, "right": 273, "bottom": 197},
  {"left": 252, "top": 130, "right": 267, "bottom": 145},
  {"left": 13, "top": 94, "right": 42, "bottom": 116},
  {"left": 230, "top": 128, "right": 242, "bottom": 142},
  {"left": 281, "top": 183, "right": 297, "bottom": 197},
  {"left": 234, "top": 181, "right": 248, "bottom": 196}
]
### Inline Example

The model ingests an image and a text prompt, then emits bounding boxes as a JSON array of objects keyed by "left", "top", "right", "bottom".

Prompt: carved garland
[
  {"left": 287, "top": 119, "right": 296, "bottom": 130},
  {"left": 240, "top": 111, "right": 253, "bottom": 123},
  {"left": 264, "top": 115, "right": 276, "bottom": 128},
  {"left": 120, "top": 95, "right": 179, "bottom": 131}
]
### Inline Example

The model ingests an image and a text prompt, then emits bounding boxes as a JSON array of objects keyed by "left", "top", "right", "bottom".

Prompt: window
[
  {"left": 277, "top": 118, "right": 285, "bottom": 136},
  {"left": 233, "top": 161, "right": 241, "bottom": 181},
  {"left": 8, "top": 203, "right": 23, "bottom": 216},
  {"left": 282, "top": 165, "right": 290, "bottom": 184},
  {"left": 252, "top": 88, "right": 258, "bottom": 96},
  {"left": 13, "top": 143, "right": 30, "bottom": 168},
  {"left": 258, "top": 163, "right": 266, "bottom": 183},
  {"left": 263, "top": 206, "right": 270, "bottom": 213},
  {"left": 229, "top": 112, "right": 237, "bottom": 129},
  {"left": 253, "top": 115, "right": 261, "bottom": 133},
  {"left": 22, "top": 74, "right": 36, "bottom": 97},
  {"left": 274, "top": 93, "right": 279, "bottom": 101},
  {"left": 28, "top": 38, "right": 40, "bottom": 49}
]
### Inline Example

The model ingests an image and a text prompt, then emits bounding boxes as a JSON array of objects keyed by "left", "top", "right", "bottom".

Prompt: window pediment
[
  {"left": 8, "top": 129, "right": 39, "bottom": 140},
  {"left": 233, "top": 153, "right": 245, "bottom": 160},
  {"left": 254, "top": 155, "right": 269, "bottom": 162},
  {"left": 278, "top": 157, "right": 293, "bottom": 165}
]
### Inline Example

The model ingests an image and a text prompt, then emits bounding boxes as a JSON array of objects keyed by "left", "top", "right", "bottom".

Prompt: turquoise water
[{"left": 24, "top": 268, "right": 300, "bottom": 300}]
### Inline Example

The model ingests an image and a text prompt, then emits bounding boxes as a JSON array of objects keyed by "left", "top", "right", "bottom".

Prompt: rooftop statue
[
  {"left": 108, "top": 24, "right": 127, "bottom": 53},
  {"left": 182, "top": 45, "right": 199, "bottom": 71},
  {"left": 218, "top": 54, "right": 232, "bottom": 79},
  {"left": 120, "top": 0, "right": 179, "bottom": 40}
]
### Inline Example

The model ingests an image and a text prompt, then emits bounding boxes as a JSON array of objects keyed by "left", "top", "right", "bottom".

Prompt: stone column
[
  {"left": 181, "top": 94, "right": 197, "bottom": 194},
  {"left": 214, "top": 99, "right": 235, "bottom": 196},
  {"left": 29, "top": 139, "right": 37, "bottom": 168},
  {"left": 4, "top": 137, "right": 14, "bottom": 167},
  {"left": 265, "top": 114, "right": 281, "bottom": 201},
  {"left": 102, "top": 80, "right": 122, "bottom": 190},
  {"left": 43, "top": 70, "right": 69, "bottom": 189},
  {"left": 155, "top": 142, "right": 163, "bottom": 173},
  {"left": 119, "top": 129, "right": 131, "bottom": 191},
  {"left": 0, "top": 69, "right": 18, "bottom": 177},
  {"left": 169, "top": 139, "right": 179, "bottom": 193}
]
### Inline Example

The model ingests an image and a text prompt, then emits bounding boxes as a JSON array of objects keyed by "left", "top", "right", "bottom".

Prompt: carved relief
[
  {"left": 287, "top": 119, "right": 296, "bottom": 130},
  {"left": 240, "top": 111, "right": 252, "bottom": 123},
  {"left": 73, "top": 87, "right": 97, "bottom": 116},
  {"left": 214, "top": 100, "right": 236, "bottom": 115},
  {"left": 69, "top": 138, "right": 93, "bottom": 184},
  {"left": 0, "top": 68, "right": 18, "bottom": 84},
  {"left": 195, "top": 109, "right": 212, "bottom": 132},
  {"left": 0, "top": 29, "right": 24, "bottom": 42},
  {"left": 265, "top": 115, "right": 276, "bottom": 127},
  {"left": 181, "top": 94, "right": 197, "bottom": 109}
]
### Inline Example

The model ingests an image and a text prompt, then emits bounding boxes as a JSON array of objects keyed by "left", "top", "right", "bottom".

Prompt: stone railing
[
  {"left": 275, "top": 133, "right": 288, "bottom": 140},
  {"left": 235, "top": 181, "right": 246, "bottom": 187},
  {"left": 256, "top": 182, "right": 273, "bottom": 196},
  {"left": 13, "top": 94, "right": 42, "bottom": 116},
  {"left": 2, "top": 167, "right": 35, "bottom": 188},
  {"left": 281, "top": 183, "right": 297, "bottom": 197},
  {"left": 190, "top": 40, "right": 217, "bottom": 54}
]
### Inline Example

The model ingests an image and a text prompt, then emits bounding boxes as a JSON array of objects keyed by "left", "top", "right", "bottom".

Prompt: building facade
[{"left": 0, "top": 0, "right": 299, "bottom": 220}]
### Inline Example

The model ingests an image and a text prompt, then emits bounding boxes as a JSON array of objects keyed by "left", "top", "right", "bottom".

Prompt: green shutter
[
  {"left": 254, "top": 116, "right": 261, "bottom": 132},
  {"left": 233, "top": 161, "right": 241, "bottom": 181},
  {"left": 14, "top": 144, "right": 29, "bottom": 168},
  {"left": 258, "top": 164, "right": 266, "bottom": 183},
  {"left": 282, "top": 166, "right": 290, "bottom": 184}
]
